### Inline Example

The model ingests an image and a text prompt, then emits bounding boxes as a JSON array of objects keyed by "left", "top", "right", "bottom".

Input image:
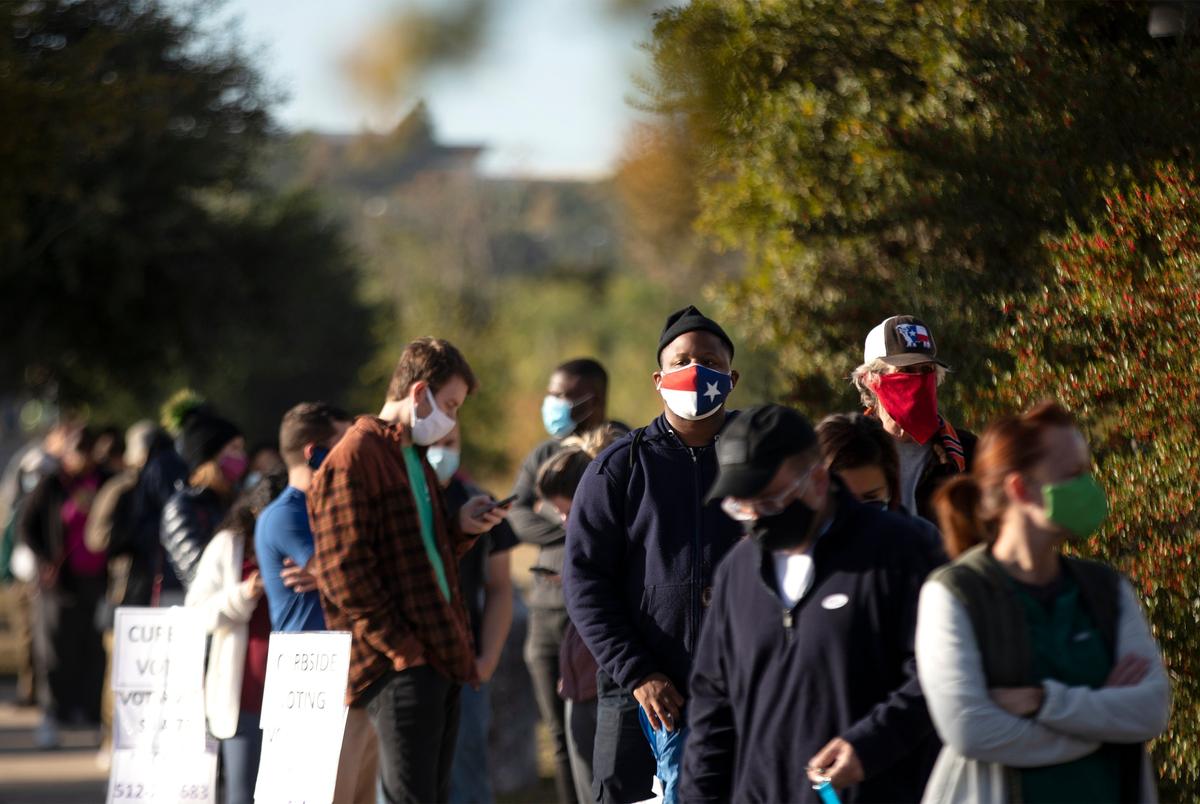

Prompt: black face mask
[{"left": 745, "top": 498, "right": 818, "bottom": 552}]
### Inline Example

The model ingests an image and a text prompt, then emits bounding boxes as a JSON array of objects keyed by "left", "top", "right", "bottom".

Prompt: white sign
[
  {"left": 255, "top": 631, "right": 352, "bottom": 804},
  {"left": 253, "top": 717, "right": 347, "bottom": 804},
  {"left": 258, "top": 631, "right": 352, "bottom": 728},
  {"left": 108, "top": 607, "right": 211, "bottom": 804},
  {"left": 113, "top": 687, "right": 207, "bottom": 752},
  {"left": 112, "top": 607, "right": 205, "bottom": 693},
  {"left": 107, "top": 739, "right": 218, "bottom": 804}
]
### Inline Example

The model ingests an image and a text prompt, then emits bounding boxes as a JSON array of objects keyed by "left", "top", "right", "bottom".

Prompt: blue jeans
[
  {"left": 221, "top": 710, "right": 262, "bottom": 804},
  {"left": 449, "top": 682, "right": 492, "bottom": 804},
  {"left": 637, "top": 708, "right": 686, "bottom": 804}
]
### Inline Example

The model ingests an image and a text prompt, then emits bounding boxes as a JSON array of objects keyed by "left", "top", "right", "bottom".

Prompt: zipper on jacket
[{"left": 782, "top": 609, "right": 795, "bottom": 643}]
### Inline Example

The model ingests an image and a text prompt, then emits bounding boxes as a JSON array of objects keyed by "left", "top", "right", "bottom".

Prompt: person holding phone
[{"left": 308, "top": 337, "right": 508, "bottom": 804}]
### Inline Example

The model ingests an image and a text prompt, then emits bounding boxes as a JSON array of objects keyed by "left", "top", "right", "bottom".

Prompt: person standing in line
[
  {"left": 161, "top": 407, "right": 247, "bottom": 589},
  {"left": 187, "top": 474, "right": 287, "bottom": 804},
  {"left": 423, "top": 426, "right": 517, "bottom": 804},
  {"left": 535, "top": 425, "right": 623, "bottom": 804},
  {"left": 254, "top": 401, "right": 376, "bottom": 804},
  {"left": 565, "top": 306, "right": 743, "bottom": 804},
  {"left": 851, "top": 315, "right": 976, "bottom": 521},
  {"left": 682, "top": 405, "right": 942, "bottom": 803},
  {"left": 508, "top": 357, "right": 615, "bottom": 804},
  {"left": 816, "top": 412, "right": 945, "bottom": 565},
  {"left": 18, "top": 426, "right": 111, "bottom": 748},
  {"left": 308, "top": 337, "right": 508, "bottom": 804},
  {"left": 917, "top": 402, "right": 1170, "bottom": 803}
]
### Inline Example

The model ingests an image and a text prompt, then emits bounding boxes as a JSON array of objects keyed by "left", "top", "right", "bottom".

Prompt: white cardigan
[
  {"left": 184, "top": 528, "right": 261, "bottom": 739},
  {"left": 916, "top": 576, "right": 1171, "bottom": 803}
]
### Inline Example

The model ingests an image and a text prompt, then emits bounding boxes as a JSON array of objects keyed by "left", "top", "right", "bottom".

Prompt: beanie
[
  {"left": 657, "top": 305, "right": 735, "bottom": 363},
  {"left": 179, "top": 410, "right": 241, "bottom": 472}
]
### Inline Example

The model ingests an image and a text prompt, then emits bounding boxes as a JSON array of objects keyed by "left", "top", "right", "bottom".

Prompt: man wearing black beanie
[{"left": 564, "top": 305, "right": 742, "bottom": 804}]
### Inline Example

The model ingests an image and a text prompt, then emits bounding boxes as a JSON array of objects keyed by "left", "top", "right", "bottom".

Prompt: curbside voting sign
[
  {"left": 254, "top": 631, "right": 352, "bottom": 804},
  {"left": 108, "top": 607, "right": 214, "bottom": 804}
]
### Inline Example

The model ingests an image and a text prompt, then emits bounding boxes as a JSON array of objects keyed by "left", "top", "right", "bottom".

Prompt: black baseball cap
[
  {"left": 863, "top": 315, "right": 949, "bottom": 368},
  {"left": 705, "top": 405, "right": 818, "bottom": 503}
]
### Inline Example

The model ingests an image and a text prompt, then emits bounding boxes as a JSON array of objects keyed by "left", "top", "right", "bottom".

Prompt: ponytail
[
  {"left": 936, "top": 399, "right": 1081, "bottom": 560},
  {"left": 934, "top": 475, "right": 990, "bottom": 559}
]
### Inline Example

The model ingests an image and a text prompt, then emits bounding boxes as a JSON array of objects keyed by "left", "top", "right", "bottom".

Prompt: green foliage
[
  {"left": 0, "top": 0, "right": 373, "bottom": 440},
  {"left": 994, "top": 166, "right": 1200, "bottom": 797},
  {"left": 648, "top": 0, "right": 1200, "bottom": 418}
]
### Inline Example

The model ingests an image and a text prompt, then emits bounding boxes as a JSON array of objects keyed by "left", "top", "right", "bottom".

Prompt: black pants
[
  {"left": 592, "top": 669, "right": 654, "bottom": 804},
  {"left": 524, "top": 605, "right": 575, "bottom": 804},
  {"left": 366, "top": 665, "right": 461, "bottom": 804},
  {"left": 34, "top": 576, "right": 106, "bottom": 723}
]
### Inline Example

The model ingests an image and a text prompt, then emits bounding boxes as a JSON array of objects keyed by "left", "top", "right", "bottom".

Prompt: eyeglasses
[{"left": 721, "top": 464, "right": 817, "bottom": 521}]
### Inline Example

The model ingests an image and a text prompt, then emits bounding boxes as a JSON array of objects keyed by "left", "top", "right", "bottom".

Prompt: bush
[{"left": 993, "top": 164, "right": 1200, "bottom": 799}]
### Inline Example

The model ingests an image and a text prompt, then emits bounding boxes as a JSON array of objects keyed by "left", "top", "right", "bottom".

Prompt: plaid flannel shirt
[{"left": 308, "top": 416, "right": 479, "bottom": 705}]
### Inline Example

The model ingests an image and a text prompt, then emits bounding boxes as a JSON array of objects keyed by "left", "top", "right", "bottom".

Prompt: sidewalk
[{"left": 0, "top": 679, "right": 108, "bottom": 804}]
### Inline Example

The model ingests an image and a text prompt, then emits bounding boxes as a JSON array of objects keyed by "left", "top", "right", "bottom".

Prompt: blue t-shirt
[{"left": 254, "top": 486, "right": 325, "bottom": 632}]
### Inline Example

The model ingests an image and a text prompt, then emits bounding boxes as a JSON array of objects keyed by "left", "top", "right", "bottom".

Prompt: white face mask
[{"left": 411, "top": 387, "right": 456, "bottom": 446}]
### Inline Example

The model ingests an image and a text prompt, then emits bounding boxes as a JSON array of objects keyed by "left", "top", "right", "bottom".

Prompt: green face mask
[{"left": 1043, "top": 473, "right": 1109, "bottom": 539}]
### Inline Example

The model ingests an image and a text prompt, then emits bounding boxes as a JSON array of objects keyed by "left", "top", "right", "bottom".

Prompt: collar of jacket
[
  {"left": 863, "top": 408, "right": 966, "bottom": 472},
  {"left": 355, "top": 414, "right": 414, "bottom": 448},
  {"left": 646, "top": 409, "right": 741, "bottom": 451}
]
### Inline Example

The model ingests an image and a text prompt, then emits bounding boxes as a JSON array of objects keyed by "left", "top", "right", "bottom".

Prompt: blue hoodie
[{"left": 564, "top": 412, "right": 743, "bottom": 696}]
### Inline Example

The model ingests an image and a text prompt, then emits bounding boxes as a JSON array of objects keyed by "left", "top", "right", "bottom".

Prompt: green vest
[{"left": 929, "top": 543, "right": 1141, "bottom": 802}]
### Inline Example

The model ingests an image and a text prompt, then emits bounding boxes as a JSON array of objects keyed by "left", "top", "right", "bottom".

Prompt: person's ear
[
  {"left": 1004, "top": 471, "right": 1036, "bottom": 507},
  {"left": 652, "top": 369, "right": 663, "bottom": 390},
  {"left": 730, "top": 369, "right": 740, "bottom": 389},
  {"left": 303, "top": 443, "right": 316, "bottom": 462},
  {"left": 410, "top": 380, "right": 429, "bottom": 415}
]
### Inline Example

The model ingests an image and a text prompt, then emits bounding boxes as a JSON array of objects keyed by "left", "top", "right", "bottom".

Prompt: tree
[
  {"left": 994, "top": 164, "right": 1200, "bottom": 800},
  {"left": 0, "top": 0, "right": 371, "bottom": 437},
  {"left": 647, "top": 1, "right": 1200, "bottom": 415}
]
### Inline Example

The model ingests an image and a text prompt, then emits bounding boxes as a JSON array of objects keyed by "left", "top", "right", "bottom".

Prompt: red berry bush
[{"left": 992, "top": 164, "right": 1200, "bottom": 798}]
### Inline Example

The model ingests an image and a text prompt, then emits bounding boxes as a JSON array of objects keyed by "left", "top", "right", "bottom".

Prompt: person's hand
[
  {"left": 1105, "top": 653, "right": 1151, "bottom": 688},
  {"left": 476, "top": 654, "right": 500, "bottom": 684},
  {"left": 240, "top": 570, "right": 263, "bottom": 600},
  {"left": 806, "top": 737, "right": 865, "bottom": 790},
  {"left": 459, "top": 495, "right": 509, "bottom": 535},
  {"left": 633, "top": 673, "right": 684, "bottom": 733},
  {"left": 280, "top": 558, "right": 318, "bottom": 594},
  {"left": 990, "top": 686, "right": 1045, "bottom": 717}
]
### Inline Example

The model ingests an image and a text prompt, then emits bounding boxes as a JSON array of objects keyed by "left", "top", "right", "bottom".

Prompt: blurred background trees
[{"left": 3, "top": 2, "right": 1199, "bottom": 787}]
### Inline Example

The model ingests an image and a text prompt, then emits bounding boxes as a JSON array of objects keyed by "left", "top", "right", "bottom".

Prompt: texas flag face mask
[{"left": 658, "top": 363, "right": 733, "bottom": 421}]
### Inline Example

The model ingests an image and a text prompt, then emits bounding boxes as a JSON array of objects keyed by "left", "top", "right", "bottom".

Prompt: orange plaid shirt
[{"left": 308, "top": 416, "right": 479, "bottom": 705}]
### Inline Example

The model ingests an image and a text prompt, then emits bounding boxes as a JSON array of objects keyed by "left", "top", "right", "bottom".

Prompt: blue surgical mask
[
  {"left": 542, "top": 395, "right": 584, "bottom": 439},
  {"left": 426, "top": 446, "right": 460, "bottom": 485},
  {"left": 308, "top": 445, "right": 330, "bottom": 471}
]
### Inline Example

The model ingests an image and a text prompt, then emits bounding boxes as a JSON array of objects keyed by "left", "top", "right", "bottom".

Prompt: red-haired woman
[{"left": 915, "top": 402, "right": 1170, "bottom": 803}]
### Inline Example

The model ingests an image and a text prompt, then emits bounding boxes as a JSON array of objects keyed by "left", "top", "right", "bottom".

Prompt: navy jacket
[
  {"left": 564, "top": 412, "right": 742, "bottom": 696},
  {"left": 681, "top": 489, "right": 943, "bottom": 804}
]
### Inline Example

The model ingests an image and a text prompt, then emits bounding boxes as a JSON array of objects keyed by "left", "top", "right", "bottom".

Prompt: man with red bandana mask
[{"left": 851, "top": 316, "right": 977, "bottom": 522}]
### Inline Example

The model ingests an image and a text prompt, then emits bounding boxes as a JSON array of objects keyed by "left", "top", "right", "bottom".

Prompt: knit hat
[
  {"left": 179, "top": 410, "right": 241, "bottom": 471},
  {"left": 657, "top": 305, "right": 735, "bottom": 363}
]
